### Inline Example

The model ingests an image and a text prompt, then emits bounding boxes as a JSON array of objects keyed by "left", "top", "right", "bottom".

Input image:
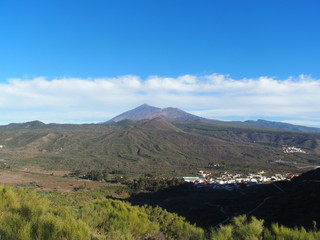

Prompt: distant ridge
[
  {"left": 109, "top": 104, "right": 202, "bottom": 122},
  {"left": 242, "top": 119, "right": 320, "bottom": 133},
  {"left": 0, "top": 120, "right": 47, "bottom": 130},
  {"left": 0, "top": 105, "right": 319, "bottom": 134}
]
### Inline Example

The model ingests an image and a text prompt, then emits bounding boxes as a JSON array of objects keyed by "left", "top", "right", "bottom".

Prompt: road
[{"left": 271, "top": 181, "right": 285, "bottom": 192}]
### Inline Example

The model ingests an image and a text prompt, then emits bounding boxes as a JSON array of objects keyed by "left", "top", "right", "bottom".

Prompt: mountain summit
[{"left": 109, "top": 104, "right": 201, "bottom": 122}]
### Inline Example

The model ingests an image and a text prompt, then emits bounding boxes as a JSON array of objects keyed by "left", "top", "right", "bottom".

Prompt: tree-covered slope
[{"left": 0, "top": 118, "right": 319, "bottom": 175}]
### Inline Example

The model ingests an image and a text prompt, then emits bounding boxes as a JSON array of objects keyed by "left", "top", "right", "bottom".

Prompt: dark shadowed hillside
[
  {"left": 292, "top": 167, "right": 320, "bottom": 181},
  {"left": 126, "top": 169, "right": 320, "bottom": 230}
]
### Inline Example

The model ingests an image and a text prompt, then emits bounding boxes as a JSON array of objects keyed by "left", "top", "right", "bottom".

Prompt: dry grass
[{"left": 0, "top": 168, "right": 106, "bottom": 192}]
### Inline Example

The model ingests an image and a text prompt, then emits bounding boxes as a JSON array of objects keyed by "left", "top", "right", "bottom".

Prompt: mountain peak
[
  {"left": 109, "top": 104, "right": 202, "bottom": 122},
  {"left": 134, "top": 104, "right": 158, "bottom": 110}
]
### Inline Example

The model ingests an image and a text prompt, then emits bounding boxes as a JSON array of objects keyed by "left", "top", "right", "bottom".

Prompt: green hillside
[{"left": 0, "top": 118, "right": 319, "bottom": 175}]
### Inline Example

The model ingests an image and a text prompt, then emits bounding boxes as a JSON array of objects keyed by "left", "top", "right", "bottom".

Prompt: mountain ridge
[
  {"left": 0, "top": 104, "right": 319, "bottom": 134},
  {"left": 241, "top": 119, "right": 320, "bottom": 133},
  {"left": 109, "top": 104, "right": 202, "bottom": 122},
  {"left": 0, "top": 115, "right": 319, "bottom": 175},
  {"left": 110, "top": 104, "right": 320, "bottom": 133}
]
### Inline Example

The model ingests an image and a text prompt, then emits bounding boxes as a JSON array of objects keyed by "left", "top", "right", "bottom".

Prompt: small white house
[{"left": 182, "top": 177, "right": 200, "bottom": 183}]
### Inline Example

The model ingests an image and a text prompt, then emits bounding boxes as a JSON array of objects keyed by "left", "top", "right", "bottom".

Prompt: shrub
[
  {"left": 142, "top": 205, "right": 205, "bottom": 240},
  {"left": 79, "top": 199, "right": 159, "bottom": 240},
  {"left": 0, "top": 186, "right": 90, "bottom": 240}
]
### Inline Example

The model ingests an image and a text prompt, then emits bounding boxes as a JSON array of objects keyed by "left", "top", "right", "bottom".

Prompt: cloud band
[{"left": 0, "top": 74, "right": 319, "bottom": 127}]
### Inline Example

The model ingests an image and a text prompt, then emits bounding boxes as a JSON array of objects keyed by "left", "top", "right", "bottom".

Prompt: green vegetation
[
  {"left": 142, "top": 205, "right": 205, "bottom": 240},
  {"left": 79, "top": 199, "right": 159, "bottom": 239},
  {"left": 1, "top": 114, "right": 320, "bottom": 238},
  {"left": 130, "top": 177, "right": 185, "bottom": 192},
  {"left": 1, "top": 186, "right": 320, "bottom": 240},
  {"left": 0, "top": 186, "right": 90, "bottom": 240},
  {"left": 0, "top": 186, "right": 204, "bottom": 240},
  {"left": 1, "top": 118, "right": 319, "bottom": 176},
  {"left": 211, "top": 215, "right": 264, "bottom": 240},
  {"left": 70, "top": 169, "right": 109, "bottom": 181},
  {"left": 211, "top": 215, "right": 320, "bottom": 240}
]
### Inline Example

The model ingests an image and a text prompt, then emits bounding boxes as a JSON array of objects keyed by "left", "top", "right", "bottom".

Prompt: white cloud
[
  {"left": 280, "top": 120, "right": 320, "bottom": 128},
  {"left": 0, "top": 74, "right": 319, "bottom": 127}
]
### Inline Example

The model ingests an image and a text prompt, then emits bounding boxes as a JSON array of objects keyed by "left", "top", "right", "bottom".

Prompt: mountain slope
[
  {"left": 0, "top": 106, "right": 319, "bottom": 175},
  {"left": 1, "top": 105, "right": 319, "bottom": 134},
  {"left": 109, "top": 104, "right": 201, "bottom": 122},
  {"left": 242, "top": 119, "right": 320, "bottom": 133},
  {"left": 109, "top": 104, "right": 320, "bottom": 133},
  {"left": 1, "top": 117, "right": 320, "bottom": 175}
]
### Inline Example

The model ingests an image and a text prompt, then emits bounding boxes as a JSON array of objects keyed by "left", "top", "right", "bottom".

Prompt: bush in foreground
[
  {"left": 0, "top": 186, "right": 90, "bottom": 240},
  {"left": 210, "top": 215, "right": 320, "bottom": 240},
  {"left": 1, "top": 186, "right": 320, "bottom": 240},
  {"left": 0, "top": 186, "right": 203, "bottom": 240}
]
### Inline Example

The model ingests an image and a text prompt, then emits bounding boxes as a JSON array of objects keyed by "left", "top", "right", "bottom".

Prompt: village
[
  {"left": 282, "top": 146, "right": 306, "bottom": 154},
  {"left": 182, "top": 170, "right": 297, "bottom": 191}
]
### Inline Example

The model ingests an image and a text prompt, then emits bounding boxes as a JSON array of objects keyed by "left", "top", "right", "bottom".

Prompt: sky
[{"left": 0, "top": 0, "right": 319, "bottom": 127}]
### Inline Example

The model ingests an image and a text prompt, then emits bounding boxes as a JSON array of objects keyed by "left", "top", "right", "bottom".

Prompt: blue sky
[{"left": 0, "top": 0, "right": 319, "bottom": 127}]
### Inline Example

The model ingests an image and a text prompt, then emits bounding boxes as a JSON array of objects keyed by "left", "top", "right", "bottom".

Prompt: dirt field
[
  {"left": 19, "top": 166, "right": 70, "bottom": 176},
  {"left": 0, "top": 169, "right": 107, "bottom": 192}
]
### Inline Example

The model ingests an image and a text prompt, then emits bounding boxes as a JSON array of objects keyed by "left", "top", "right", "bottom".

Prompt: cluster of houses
[
  {"left": 182, "top": 170, "right": 296, "bottom": 190},
  {"left": 282, "top": 146, "right": 306, "bottom": 154}
]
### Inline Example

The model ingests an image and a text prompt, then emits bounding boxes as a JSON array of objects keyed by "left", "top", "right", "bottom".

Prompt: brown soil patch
[
  {"left": 19, "top": 166, "right": 70, "bottom": 177},
  {"left": 0, "top": 170, "right": 106, "bottom": 192},
  {"left": 0, "top": 149, "right": 45, "bottom": 159},
  {"left": 111, "top": 192, "right": 130, "bottom": 199}
]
